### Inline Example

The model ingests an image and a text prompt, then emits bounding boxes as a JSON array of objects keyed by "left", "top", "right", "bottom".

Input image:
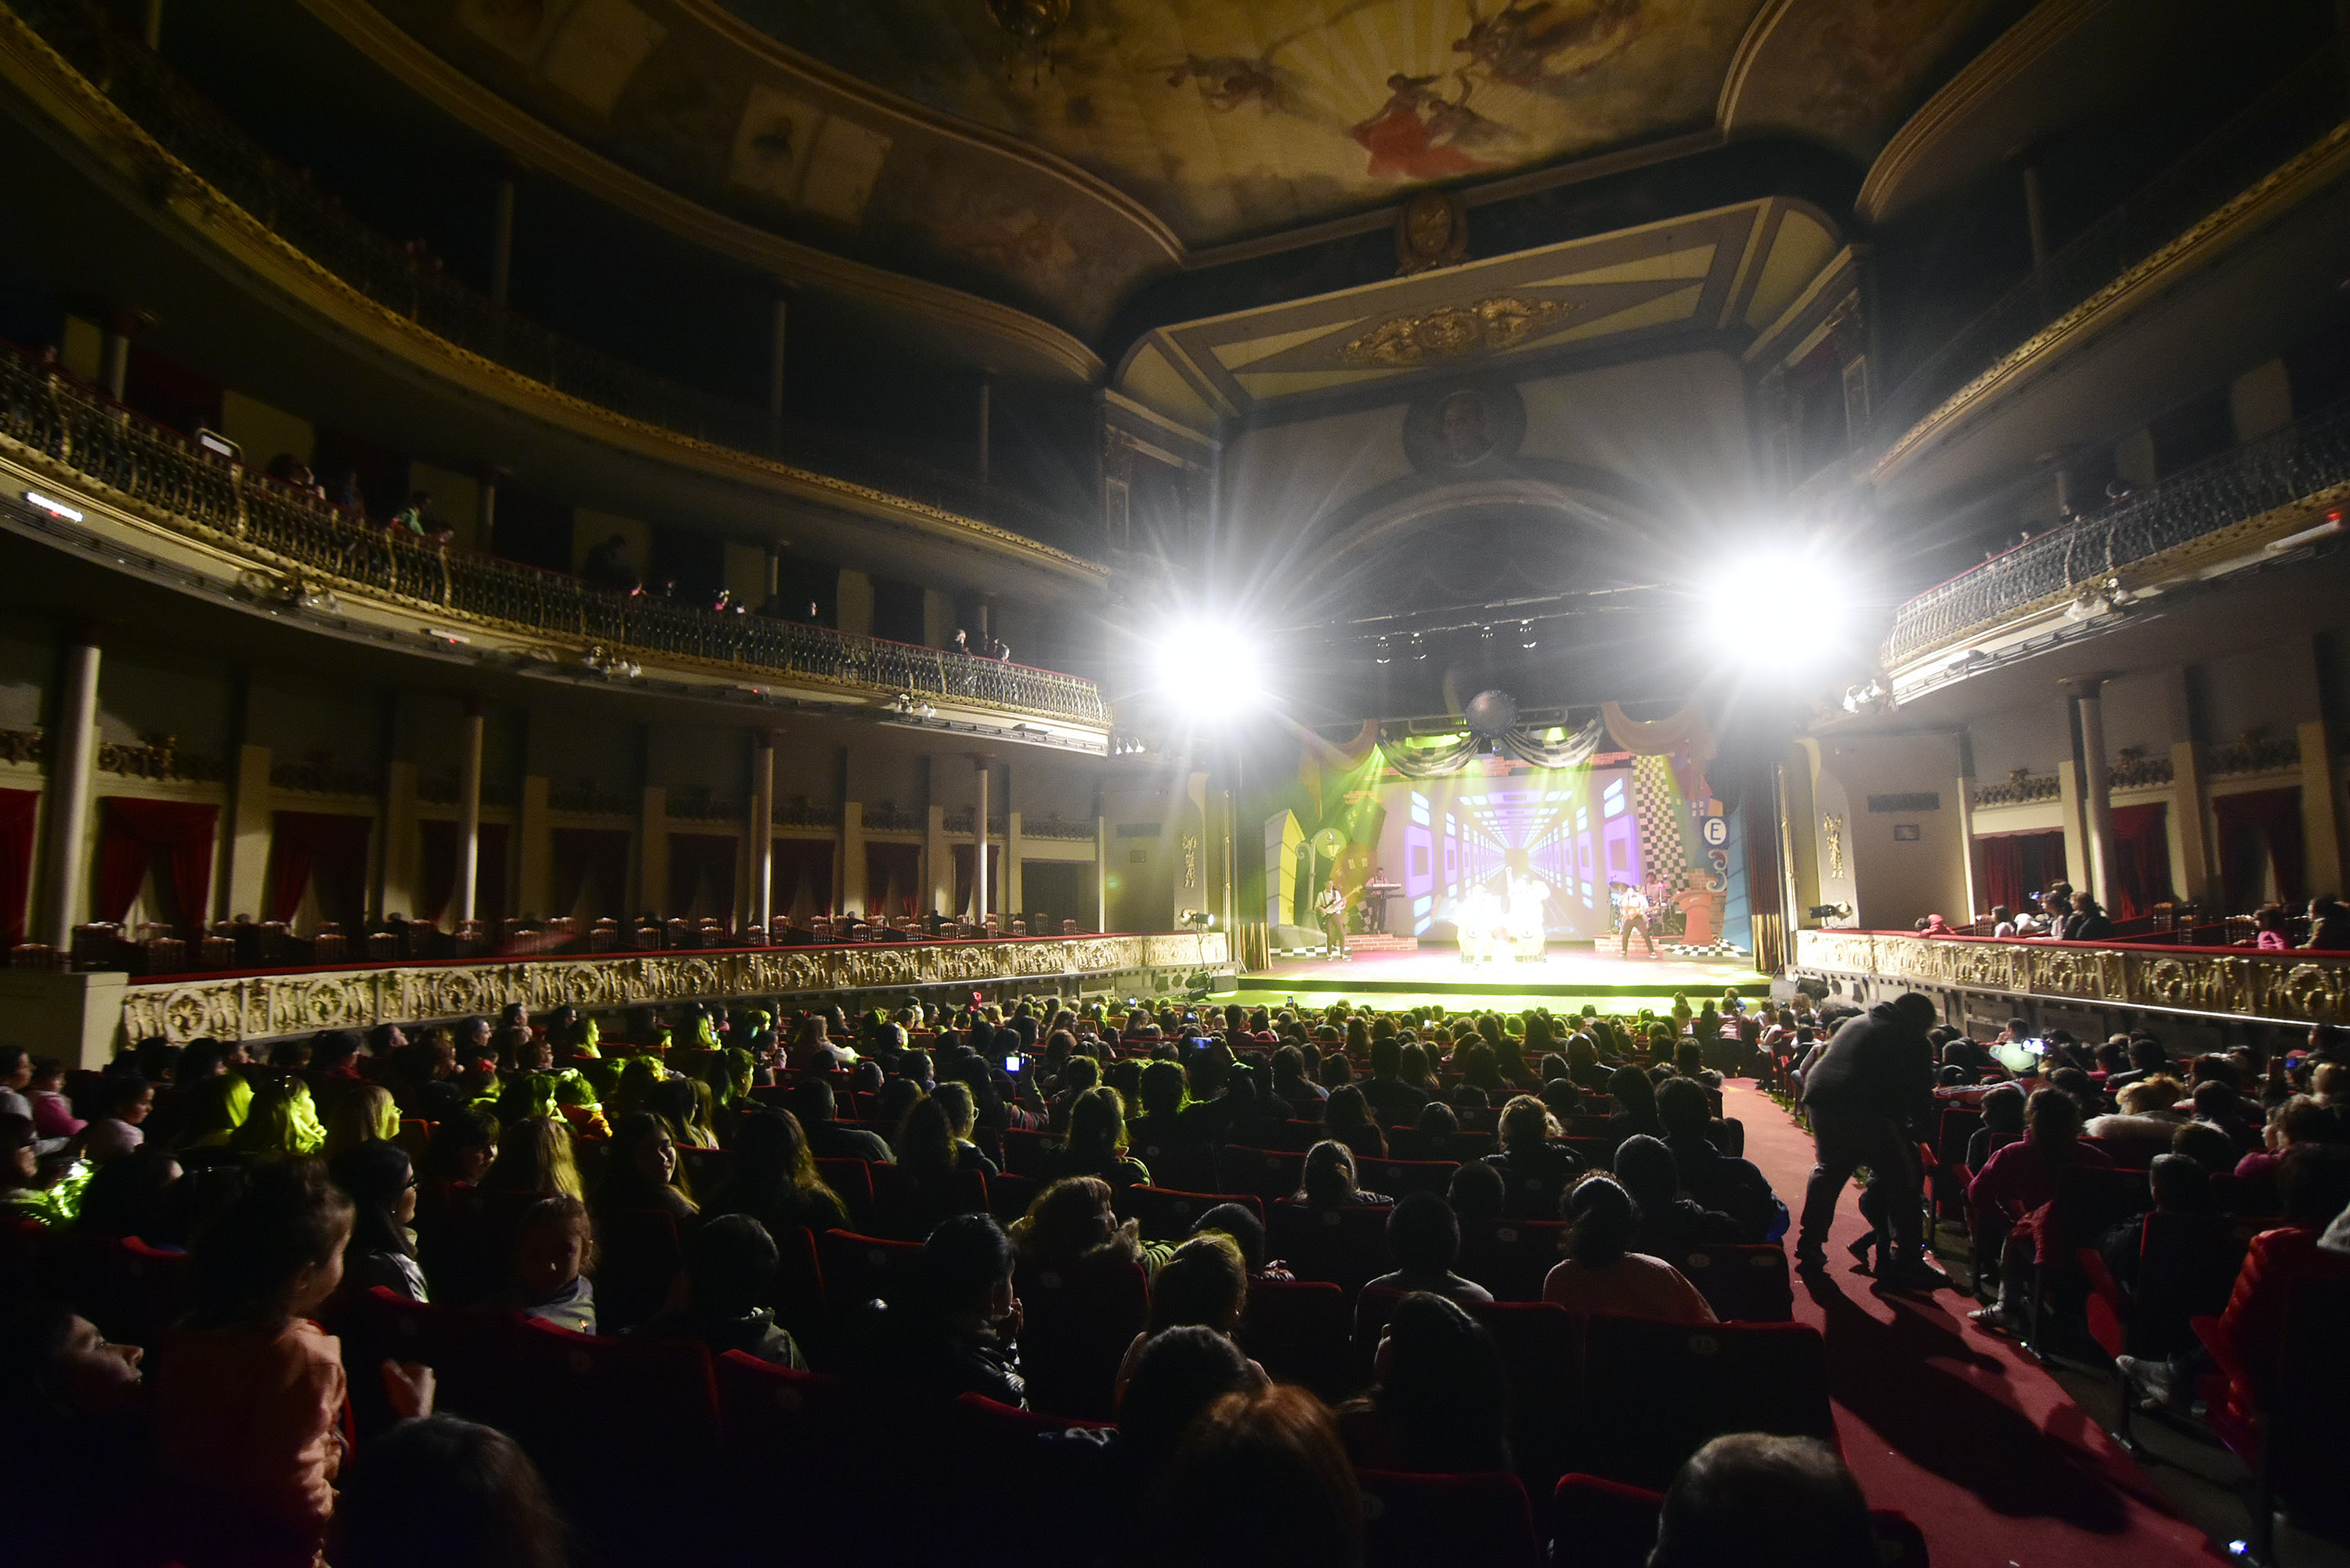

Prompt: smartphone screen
[{"left": 1003, "top": 1054, "right": 1022, "bottom": 1074}]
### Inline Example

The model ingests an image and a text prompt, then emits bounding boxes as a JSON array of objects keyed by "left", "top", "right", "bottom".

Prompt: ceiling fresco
[
  {"left": 331, "top": 0, "right": 2016, "bottom": 348},
  {"left": 723, "top": 0, "right": 1773, "bottom": 244}
]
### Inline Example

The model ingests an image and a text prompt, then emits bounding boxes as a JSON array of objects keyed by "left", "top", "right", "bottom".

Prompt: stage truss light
[{"left": 1701, "top": 540, "right": 1854, "bottom": 674}]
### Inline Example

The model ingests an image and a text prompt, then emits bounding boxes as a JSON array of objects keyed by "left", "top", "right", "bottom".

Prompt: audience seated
[
  {"left": 1362, "top": 1190, "right": 1491, "bottom": 1303},
  {"left": 1542, "top": 1174, "right": 1716, "bottom": 1324},
  {"left": 638, "top": 1214, "right": 805, "bottom": 1368},
  {"left": 1339, "top": 1290, "right": 1509, "bottom": 1473},
  {"left": 484, "top": 1197, "right": 598, "bottom": 1331},
  {"left": 1650, "top": 1433, "right": 1878, "bottom": 1568},
  {"left": 331, "top": 1414, "right": 569, "bottom": 1568}
]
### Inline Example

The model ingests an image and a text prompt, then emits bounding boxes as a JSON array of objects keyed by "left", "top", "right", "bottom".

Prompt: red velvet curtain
[
  {"left": 951, "top": 843, "right": 1000, "bottom": 919},
  {"left": 1972, "top": 830, "right": 2066, "bottom": 917},
  {"left": 269, "top": 811, "right": 374, "bottom": 928},
  {"left": 0, "top": 788, "right": 38, "bottom": 945},
  {"left": 2107, "top": 803, "right": 2175, "bottom": 919},
  {"left": 1976, "top": 835, "right": 2024, "bottom": 916},
  {"left": 551, "top": 829, "right": 632, "bottom": 920},
  {"left": 95, "top": 797, "right": 219, "bottom": 930},
  {"left": 667, "top": 833, "right": 738, "bottom": 919},
  {"left": 865, "top": 841, "right": 920, "bottom": 918},
  {"left": 2214, "top": 787, "right": 2305, "bottom": 910},
  {"left": 416, "top": 820, "right": 509, "bottom": 925},
  {"left": 770, "top": 838, "right": 834, "bottom": 919}
]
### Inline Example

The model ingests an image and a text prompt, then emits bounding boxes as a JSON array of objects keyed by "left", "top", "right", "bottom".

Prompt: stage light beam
[{"left": 1702, "top": 541, "right": 1853, "bottom": 674}]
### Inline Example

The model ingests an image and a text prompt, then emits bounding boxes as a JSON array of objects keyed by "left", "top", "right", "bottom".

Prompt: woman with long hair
[
  {"left": 593, "top": 1112, "right": 696, "bottom": 1222},
  {"left": 227, "top": 1077, "right": 327, "bottom": 1160},
  {"left": 1041, "top": 1086, "right": 1151, "bottom": 1187},
  {"left": 1540, "top": 1173, "right": 1715, "bottom": 1324},
  {"left": 479, "top": 1115, "right": 584, "bottom": 1201},
  {"left": 322, "top": 1084, "right": 400, "bottom": 1160},
  {"left": 706, "top": 1111, "right": 848, "bottom": 1236},
  {"left": 331, "top": 1140, "right": 427, "bottom": 1302},
  {"left": 1292, "top": 1140, "right": 1391, "bottom": 1209}
]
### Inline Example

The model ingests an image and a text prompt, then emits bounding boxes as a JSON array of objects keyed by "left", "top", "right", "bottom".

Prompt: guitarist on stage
[{"left": 1615, "top": 880, "right": 1656, "bottom": 959}]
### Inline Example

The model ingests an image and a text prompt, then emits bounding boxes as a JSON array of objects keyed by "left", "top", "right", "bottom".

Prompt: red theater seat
[{"left": 1359, "top": 1469, "right": 1541, "bottom": 1568}]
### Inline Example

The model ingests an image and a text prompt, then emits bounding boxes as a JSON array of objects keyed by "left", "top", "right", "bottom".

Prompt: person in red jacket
[
  {"left": 1966, "top": 1088, "right": 2113, "bottom": 1331},
  {"left": 2197, "top": 1144, "right": 2350, "bottom": 1424}
]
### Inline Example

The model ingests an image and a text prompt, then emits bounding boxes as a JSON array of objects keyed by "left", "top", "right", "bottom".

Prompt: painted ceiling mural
[
  {"left": 345, "top": 0, "right": 2015, "bottom": 345},
  {"left": 724, "top": 0, "right": 1773, "bottom": 244}
]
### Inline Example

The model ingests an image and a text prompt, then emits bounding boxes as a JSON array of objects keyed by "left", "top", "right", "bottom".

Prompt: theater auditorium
[{"left": 1, "top": 0, "right": 2348, "bottom": 1563}]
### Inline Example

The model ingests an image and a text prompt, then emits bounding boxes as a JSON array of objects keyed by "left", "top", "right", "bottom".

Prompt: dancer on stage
[
  {"left": 1615, "top": 880, "right": 1655, "bottom": 958},
  {"left": 1315, "top": 883, "right": 1350, "bottom": 960}
]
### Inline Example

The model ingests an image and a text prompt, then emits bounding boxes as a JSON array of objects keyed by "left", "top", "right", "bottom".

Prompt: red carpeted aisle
[{"left": 1724, "top": 1082, "right": 2223, "bottom": 1568}]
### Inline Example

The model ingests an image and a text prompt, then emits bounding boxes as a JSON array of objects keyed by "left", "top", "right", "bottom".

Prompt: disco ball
[{"left": 1463, "top": 688, "right": 1519, "bottom": 738}]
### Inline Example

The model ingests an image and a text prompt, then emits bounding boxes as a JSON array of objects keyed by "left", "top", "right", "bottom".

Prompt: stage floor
[{"left": 1230, "top": 942, "right": 1768, "bottom": 1011}]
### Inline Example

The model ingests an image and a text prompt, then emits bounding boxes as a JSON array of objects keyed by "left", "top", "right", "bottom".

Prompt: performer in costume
[
  {"left": 1315, "top": 883, "right": 1350, "bottom": 960},
  {"left": 1616, "top": 880, "right": 1655, "bottom": 959}
]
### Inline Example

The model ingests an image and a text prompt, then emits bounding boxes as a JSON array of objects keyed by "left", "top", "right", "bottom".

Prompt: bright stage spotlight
[
  {"left": 1153, "top": 625, "right": 1262, "bottom": 717},
  {"left": 1701, "top": 540, "right": 1854, "bottom": 674}
]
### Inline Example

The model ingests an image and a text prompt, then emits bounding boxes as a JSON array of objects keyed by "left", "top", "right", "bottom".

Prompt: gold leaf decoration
[{"left": 1341, "top": 295, "right": 1578, "bottom": 367}]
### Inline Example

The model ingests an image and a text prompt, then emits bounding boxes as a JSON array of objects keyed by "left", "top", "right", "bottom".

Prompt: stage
[{"left": 1228, "top": 941, "right": 1770, "bottom": 1013}]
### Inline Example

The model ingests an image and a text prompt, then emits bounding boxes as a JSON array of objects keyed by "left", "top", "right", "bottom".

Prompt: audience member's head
[
  {"left": 187, "top": 1158, "right": 354, "bottom": 1331},
  {"left": 1447, "top": 1158, "right": 1505, "bottom": 1222},
  {"left": 1564, "top": 1172, "right": 1639, "bottom": 1266},
  {"left": 1192, "top": 1202, "right": 1268, "bottom": 1274},
  {"left": 1145, "top": 1231, "right": 1249, "bottom": 1339},
  {"left": 1649, "top": 1433, "right": 1876, "bottom": 1568},
  {"left": 1141, "top": 1384, "right": 1361, "bottom": 1568},
  {"left": 1384, "top": 1190, "right": 1462, "bottom": 1279},
  {"left": 333, "top": 1414, "right": 569, "bottom": 1568},
  {"left": 1115, "top": 1326, "right": 1260, "bottom": 1483},
  {"left": 1368, "top": 1290, "right": 1509, "bottom": 1473}
]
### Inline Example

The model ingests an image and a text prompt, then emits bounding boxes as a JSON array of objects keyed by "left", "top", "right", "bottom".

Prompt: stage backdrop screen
[{"left": 1372, "top": 761, "right": 1640, "bottom": 943}]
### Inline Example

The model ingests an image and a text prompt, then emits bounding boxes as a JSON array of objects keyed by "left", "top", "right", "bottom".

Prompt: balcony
[
  {"left": 1872, "top": 49, "right": 2350, "bottom": 462},
  {"left": 0, "top": 342, "right": 1112, "bottom": 733},
  {"left": 1883, "top": 396, "right": 2350, "bottom": 674},
  {"left": 2, "top": 0, "right": 1094, "bottom": 558}
]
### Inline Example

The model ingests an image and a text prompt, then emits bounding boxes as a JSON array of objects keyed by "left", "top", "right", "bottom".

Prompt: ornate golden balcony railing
[
  {"left": 114, "top": 932, "right": 1229, "bottom": 1046},
  {"left": 0, "top": 343, "right": 1110, "bottom": 728},
  {"left": 1793, "top": 928, "right": 2350, "bottom": 1027}
]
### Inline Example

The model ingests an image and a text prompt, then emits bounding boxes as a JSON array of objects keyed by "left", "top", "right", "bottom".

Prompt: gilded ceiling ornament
[
  {"left": 1394, "top": 190, "right": 1470, "bottom": 276},
  {"left": 1341, "top": 295, "right": 1578, "bottom": 367}
]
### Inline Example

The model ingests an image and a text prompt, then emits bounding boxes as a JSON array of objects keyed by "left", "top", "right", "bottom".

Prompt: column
[
  {"left": 2055, "top": 758, "right": 2088, "bottom": 899},
  {"left": 750, "top": 731, "right": 776, "bottom": 930},
  {"left": 1955, "top": 775, "right": 1983, "bottom": 920},
  {"left": 454, "top": 699, "right": 484, "bottom": 924},
  {"left": 976, "top": 374, "right": 993, "bottom": 486},
  {"left": 475, "top": 467, "right": 506, "bottom": 555},
  {"left": 515, "top": 774, "right": 550, "bottom": 919},
  {"left": 2299, "top": 717, "right": 2343, "bottom": 901},
  {"left": 225, "top": 742, "right": 274, "bottom": 921},
  {"left": 379, "top": 760, "right": 418, "bottom": 919},
  {"left": 490, "top": 175, "right": 516, "bottom": 308},
  {"left": 1005, "top": 809, "right": 1024, "bottom": 926},
  {"left": 841, "top": 801, "right": 867, "bottom": 916},
  {"left": 36, "top": 638, "right": 101, "bottom": 946},
  {"left": 768, "top": 293, "right": 790, "bottom": 442},
  {"left": 1095, "top": 811, "right": 1109, "bottom": 933},
  {"left": 2170, "top": 739, "right": 2213, "bottom": 905},
  {"left": 925, "top": 802, "right": 949, "bottom": 916},
  {"left": 2070, "top": 680, "right": 2118, "bottom": 907},
  {"left": 971, "top": 755, "right": 991, "bottom": 923},
  {"left": 99, "top": 315, "right": 132, "bottom": 403},
  {"left": 640, "top": 785, "right": 667, "bottom": 919}
]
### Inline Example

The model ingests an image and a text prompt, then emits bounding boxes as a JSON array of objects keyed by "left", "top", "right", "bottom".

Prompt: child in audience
[
  {"left": 25, "top": 1057, "right": 81, "bottom": 1143},
  {"left": 486, "top": 1196, "right": 597, "bottom": 1332},
  {"left": 1191, "top": 1201, "right": 1292, "bottom": 1282},
  {"left": 229, "top": 1076, "right": 328, "bottom": 1159},
  {"left": 331, "top": 1414, "right": 569, "bottom": 1568},
  {"left": 1341, "top": 1290, "right": 1510, "bottom": 1473},
  {"left": 79, "top": 1074, "right": 154, "bottom": 1165},
  {"left": 154, "top": 1159, "right": 429, "bottom": 1562},
  {"left": 1542, "top": 1173, "right": 1716, "bottom": 1324},
  {"left": 638, "top": 1215, "right": 804, "bottom": 1368}
]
